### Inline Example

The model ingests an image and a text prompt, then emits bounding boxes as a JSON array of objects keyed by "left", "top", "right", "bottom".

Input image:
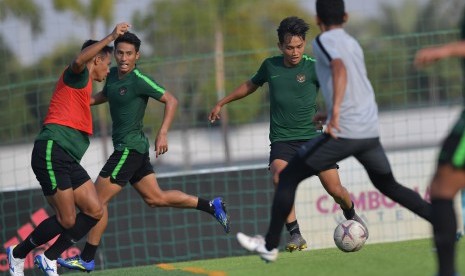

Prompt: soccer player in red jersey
[{"left": 6, "top": 22, "right": 130, "bottom": 276}]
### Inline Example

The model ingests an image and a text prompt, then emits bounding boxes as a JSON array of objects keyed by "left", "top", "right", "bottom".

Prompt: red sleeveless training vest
[{"left": 43, "top": 69, "right": 93, "bottom": 135}]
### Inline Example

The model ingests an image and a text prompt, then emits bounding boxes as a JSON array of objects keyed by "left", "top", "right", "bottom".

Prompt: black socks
[
  {"left": 81, "top": 242, "right": 99, "bottom": 262},
  {"left": 45, "top": 213, "right": 99, "bottom": 260},
  {"left": 197, "top": 198, "right": 213, "bottom": 215},
  {"left": 286, "top": 220, "right": 301, "bottom": 235},
  {"left": 432, "top": 199, "right": 457, "bottom": 276},
  {"left": 13, "top": 215, "right": 64, "bottom": 259},
  {"left": 343, "top": 202, "right": 356, "bottom": 220}
]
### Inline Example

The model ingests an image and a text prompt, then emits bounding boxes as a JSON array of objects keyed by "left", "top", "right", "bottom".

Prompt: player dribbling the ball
[{"left": 236, "top": 0, "right": 432, "bottom": 263}]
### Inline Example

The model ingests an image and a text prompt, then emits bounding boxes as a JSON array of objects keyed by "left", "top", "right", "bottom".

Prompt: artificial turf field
[{"left": 67, "top": 238, "right": 464, "bottom": 276}]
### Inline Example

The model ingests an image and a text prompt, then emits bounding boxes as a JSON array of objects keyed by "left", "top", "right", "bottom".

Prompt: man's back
[{"left": 312, "top": 28, "right": 379, "bottom": 139}]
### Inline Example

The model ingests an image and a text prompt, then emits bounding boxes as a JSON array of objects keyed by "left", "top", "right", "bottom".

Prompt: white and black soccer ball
[{"left": 333, "top": 220, "right": 368, "bottom": 252}]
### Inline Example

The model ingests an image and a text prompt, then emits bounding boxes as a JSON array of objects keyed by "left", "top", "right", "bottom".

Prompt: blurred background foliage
[{"left": 0, "top": 0, "right": 464, "bottom": 145}]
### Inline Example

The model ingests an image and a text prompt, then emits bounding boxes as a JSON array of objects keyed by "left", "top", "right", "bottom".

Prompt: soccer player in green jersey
[
  {"left": 415, "top": 40, "right": 465, "bottom": 276},
  {"left": 209, "top": 16, "right": 365, "bottom": 252},
  {"left": 58, "top": 31, "right": 230, "bottom": 272}
]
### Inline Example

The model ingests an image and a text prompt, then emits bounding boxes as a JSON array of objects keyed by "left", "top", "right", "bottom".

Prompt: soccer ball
[{"left": 333, "top": 220, "right": 368, "bottom": 252}]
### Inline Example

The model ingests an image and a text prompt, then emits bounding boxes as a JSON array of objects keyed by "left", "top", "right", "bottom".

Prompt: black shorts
[
  {"left": 99, "top": 148, "right": 154, "bottom": 186},
  {"left": 438, "top": 109, "right": 465, "bottom": 169},
  {"left": 297, "top": 134, "right": 390, "bottom": 175},
  {"left": 31, "top": 140, "right": 90, "bottom": 196},
  {"left": 269, "top": 140, "right": 338, "bottom": 171}
]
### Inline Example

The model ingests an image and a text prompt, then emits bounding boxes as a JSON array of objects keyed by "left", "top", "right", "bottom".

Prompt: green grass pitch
[{"left": 67, "top": 238, "right": 464, "bottom": 276}]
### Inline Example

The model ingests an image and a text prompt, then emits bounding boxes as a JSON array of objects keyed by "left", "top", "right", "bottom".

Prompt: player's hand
[
  {"left": 112, "top": 22, "right": 131, "bottom": 40},
  {"left": 414, "top": 47, "right": 444, "bottom": 68},
  {"left": 155, "top": 133, "right": 168, "bottom": 158},
  {"left": 325, "top": 116, "right": 340, "bottom": 139},
  {"left": 208, "top": 105, "right": 221, "bottom": 123},
  {"left": 313, "top": 112, "right": 327, "bottom": 131}
]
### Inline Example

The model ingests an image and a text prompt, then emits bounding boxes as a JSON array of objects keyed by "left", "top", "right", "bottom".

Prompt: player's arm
[
  {"left": 70, "top": 22, "right": 130, "bottom": 74},
  {"left": 90, "top": 91, "right": 108, "bottom": 106},
  {"left": 208, "top": 80, "right": 259, "bottom": 123},
  {"left": 414, "top": 40, "right": 465, "bottom": 68},
  {"left": 155, "top": 91, "right": 178, "bottom": 158},
  {"left": 326, "top": 58, "right": 347, "bottom": 139}
]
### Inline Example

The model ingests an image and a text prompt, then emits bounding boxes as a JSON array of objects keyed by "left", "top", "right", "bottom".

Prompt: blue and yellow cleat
[
  {"left": 57, "top": 255, "right": 94, "bottom": 273},
  {"left": 210, "top": 197, "right": 230, "bottom": 233}
]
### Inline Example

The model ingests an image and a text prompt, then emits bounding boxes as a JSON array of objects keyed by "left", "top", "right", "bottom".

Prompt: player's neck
[
  {"left": 321, "top": 25, "right": 344, "bottom": 32},
  {"left": 118, "top": 67, "right": 135, "bottom": 79}
]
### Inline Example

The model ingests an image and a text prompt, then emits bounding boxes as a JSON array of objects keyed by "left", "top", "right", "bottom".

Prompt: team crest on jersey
[
  {"left": 119, "top": 87, "right": 127, "bottom": 95},
  {"left": 296, "top": 74, "right": 306, "bottom": 83}
]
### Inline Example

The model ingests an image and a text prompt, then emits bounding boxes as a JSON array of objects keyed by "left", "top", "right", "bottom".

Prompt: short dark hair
[
  {"left": 114, "top": 32, "right": 141, "bottom": 52},
  {"left": 316, "top": 0, "right": 345, "bottom": 26},
  {"left": 277, "top": 16, "right": 310, "bottom": 44},
  {"left": 81, "top": 40, "right": 113, "bottom": 56}
]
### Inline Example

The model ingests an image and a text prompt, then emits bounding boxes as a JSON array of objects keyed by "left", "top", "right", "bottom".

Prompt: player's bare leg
[
  {"left": 318, "top": 168, "right": 351, "bottom": 209},
  {"left": 74, "top": 180, "right": 104, "bottom": 220},
  {"left": 37, "top": 180, "right": 102, "bottom": 274},
  {"left": 46, "top": 188, "right": 79, "bottom": 229},
  {"left": 133, "top": 173, "right": 198, "bottom": 207},
  {"left": 133, "top": 173, "right": 230, "bottom": 232},
  {"left": 60, "top": 171, "right": 231, "bottom": 272},
  {"left": 25, "top": 189, "right": 77, "bottom": 276},
  {"left": 58, "top": 177, "right": 123, "bottom": 272},
  {"left": 271, "top": 159, "right": 308, "bottom": 252},
  {"left": 318, "top": 168, "right": 369, "bottom": 237},
  {"left": 87, "top": 176, "right": 123, "bottom": 246}
]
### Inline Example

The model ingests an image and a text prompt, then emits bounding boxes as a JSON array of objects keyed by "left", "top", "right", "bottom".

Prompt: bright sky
[
  {"left": 2, "top": 0, "right": 151, "bottom": 65},
  {"left": 2, "top": 0, "right": 429, "bottom": 65}
]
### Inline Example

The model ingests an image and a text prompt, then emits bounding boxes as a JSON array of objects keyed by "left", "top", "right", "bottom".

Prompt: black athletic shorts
[
  {"left": 99, "top": 148, "right": 154, "bottom": 186},
  {"left": 31, "top": 140, "right": 90, "bottom": 196},
  {"left": 438, "top": 109, "right": 465, "bottom": 169},
  {"left": 269, "top": 139, "right": 338, "bottom": 171}
]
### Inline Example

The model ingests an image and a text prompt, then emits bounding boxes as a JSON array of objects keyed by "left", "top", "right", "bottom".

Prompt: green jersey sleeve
[
  {"left": 250, "top": 59, "right": 269, "bottom": 86},
  {"left": 134, "top": 69, "right": 166, "bottom": 100},
  {"left": 63, "top": 66, "right": 89, "bottom": 89}
]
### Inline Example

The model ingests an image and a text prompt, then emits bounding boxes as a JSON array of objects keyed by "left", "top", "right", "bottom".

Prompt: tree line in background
[{"left": 0, "top": 0, "right": 464, "bottom": 145}]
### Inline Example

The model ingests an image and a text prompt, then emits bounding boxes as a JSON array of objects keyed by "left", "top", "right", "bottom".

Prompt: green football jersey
[
  {"left": 103, "top": 67, "right": 165, "bottom": 153},
  {"left": 251, "top": 54, "right": 320, "bottom": 143}
]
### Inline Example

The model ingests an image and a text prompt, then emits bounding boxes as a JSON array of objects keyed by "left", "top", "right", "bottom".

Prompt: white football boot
[
  {"left": 236, "top": 232, "right": 279, "bottom": 262},
  {"left": 34, "top": 254, "right": 58, "bottom": 276},
  {"left": 6, "top": 245, "right": 25, "bottom": 276}
]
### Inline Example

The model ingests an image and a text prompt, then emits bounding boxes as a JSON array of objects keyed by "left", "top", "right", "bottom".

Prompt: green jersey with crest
[
  {"left": 103, "top": 67, "right": 165, "bottom": 153},
  {"left": 251, "top": 54, "right": 320, "bottom": 143}
]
